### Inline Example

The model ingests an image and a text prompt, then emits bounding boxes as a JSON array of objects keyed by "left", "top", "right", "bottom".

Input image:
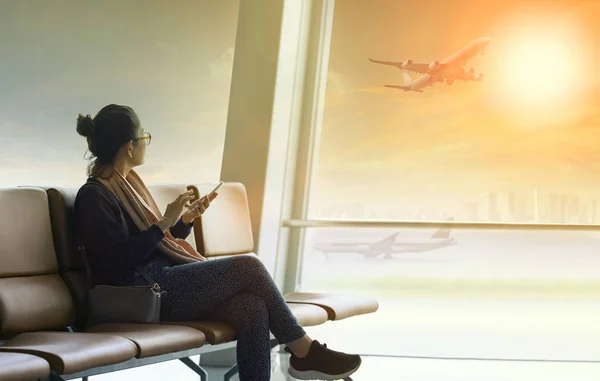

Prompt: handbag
[{"left": 81, "top": 245, "right": 163, "bottom": 328}]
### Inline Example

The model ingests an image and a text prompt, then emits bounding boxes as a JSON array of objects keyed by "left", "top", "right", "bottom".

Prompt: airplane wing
[
  {"left": 442, "top": 43, "right": 488, "bottom": 69},
  {"left": 369, "top": 232, "right": 399, "bottom": 251},
  {"left": 369, "top": 59, "right": 431, "bottom": 74},
  {"left": 390, "top": 245, "right": 446, "bottom": 254},
  {"left": 453, "top": 56, "right": 471, "bottom": 68}
]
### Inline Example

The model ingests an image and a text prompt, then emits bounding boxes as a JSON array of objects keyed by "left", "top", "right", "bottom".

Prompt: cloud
[
  {"left": 325, "top": 70, "right": 352, "bottom": 107},
  {"left": 354, "top": 86, "right": 390, "bottom": 96}
]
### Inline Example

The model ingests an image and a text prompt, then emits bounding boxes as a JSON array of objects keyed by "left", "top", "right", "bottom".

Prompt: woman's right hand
[{"left": 157, "top": 190, "right": 195, "bottom": 231}]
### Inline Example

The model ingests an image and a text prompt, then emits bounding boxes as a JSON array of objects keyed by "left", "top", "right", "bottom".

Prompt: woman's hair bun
[{"left": 76, "top": 113, "right": 95, "bottom": 138}]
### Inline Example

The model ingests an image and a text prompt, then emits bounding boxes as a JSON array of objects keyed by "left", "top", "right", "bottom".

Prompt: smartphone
[
  {"left": 207, "top": 181, "right": 224, "bottom": 198},
  {"left": 187, "top": 181, "right": 223, "bottom": 203}
]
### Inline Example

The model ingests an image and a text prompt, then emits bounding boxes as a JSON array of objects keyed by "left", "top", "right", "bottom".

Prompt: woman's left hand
[{"left": 182, "top": 193, "right": 218, "bottom": 224}]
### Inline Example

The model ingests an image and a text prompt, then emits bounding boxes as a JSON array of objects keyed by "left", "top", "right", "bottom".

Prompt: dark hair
[{"left": 76, "top": 104, "right": 141, "bottom": 178}]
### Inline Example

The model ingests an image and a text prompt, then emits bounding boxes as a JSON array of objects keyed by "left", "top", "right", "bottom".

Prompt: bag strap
[
  {"left": 136, "top": 267, "right": 159, "bottom": 289},
  {"left": 79, "top": 245, "right": 94, "bottom": 291}
]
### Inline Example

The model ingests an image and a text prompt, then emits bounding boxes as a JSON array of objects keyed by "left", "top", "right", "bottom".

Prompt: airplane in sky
[
  {"left": 369, "top": 36, "right": 491, "bottom": 92},
  {"left": 313, "top": 219, "right": 457, "bottom": 259}
]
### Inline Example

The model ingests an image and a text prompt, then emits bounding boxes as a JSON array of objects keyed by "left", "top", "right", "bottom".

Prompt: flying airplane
[
  {"left": 369, "top": 36, "right": 491, "bottom": 92},
  {"left": 313, "top": 219, "right": 457, "bottom": 259}
]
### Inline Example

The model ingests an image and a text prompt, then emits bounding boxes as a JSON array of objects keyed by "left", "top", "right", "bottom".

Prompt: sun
[
  {"left": 503, "top": 34, "right": 576, "bottom": 106},
  {"left": 488, "top": 8, "right": 592, "bottom": 125}
]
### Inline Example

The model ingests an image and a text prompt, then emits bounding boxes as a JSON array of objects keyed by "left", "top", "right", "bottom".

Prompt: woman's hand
[
  {"left": 157, "top": 190, "right": 195, "bottom": 231},
  {"left": 182, "top": 192, "right": 218, "bottom": 224}
]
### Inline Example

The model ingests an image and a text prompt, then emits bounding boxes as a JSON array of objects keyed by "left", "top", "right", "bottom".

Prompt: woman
[{"left": 73, "top": 104, "right": 361, "bottom": 381}]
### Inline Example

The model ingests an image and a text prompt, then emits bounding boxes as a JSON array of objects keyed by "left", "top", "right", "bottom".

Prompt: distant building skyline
[{"left": 312, "top": 187, "right": 600, "bottom": 225}]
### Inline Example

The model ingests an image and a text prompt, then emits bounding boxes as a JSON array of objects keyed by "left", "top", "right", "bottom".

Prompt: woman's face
[{"left": 130, "top": 126, "right": 149, "bottom": 167}]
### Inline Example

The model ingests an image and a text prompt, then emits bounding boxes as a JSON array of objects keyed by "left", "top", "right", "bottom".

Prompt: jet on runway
[{"left": 314, "top": 219, "right": 457, "bottom": 259}]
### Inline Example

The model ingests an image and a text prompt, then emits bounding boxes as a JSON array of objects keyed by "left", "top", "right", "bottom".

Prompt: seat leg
[
  {"left": 180, "top": 356, "right": 208, "bottom": 381},
  {"left": 223, "top": 364, "right": 238, "bottom": 381},
  {"left": 48, "top": 371, "right": 65, "bottom": 381}
]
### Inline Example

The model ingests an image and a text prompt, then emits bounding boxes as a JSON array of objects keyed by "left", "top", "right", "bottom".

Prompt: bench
[
  {"left": 0, "top": 183, "right": 377, "bottom": 381},
  {"left": 0, "top": 187, "right": 209, "bottom": 381}
]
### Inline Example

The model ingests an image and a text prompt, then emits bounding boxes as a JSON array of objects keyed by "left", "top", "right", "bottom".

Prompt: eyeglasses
[{"left": 133, "top": 132, "right": 151, "bottom": 146}]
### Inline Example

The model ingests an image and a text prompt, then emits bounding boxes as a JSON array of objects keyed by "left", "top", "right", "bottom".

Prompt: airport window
[
  {"left": 293, "top": 0, "right": 600, "bottom": 358},
  {"left": 0, "top": 0, "right": 238, "bottom": 187}
]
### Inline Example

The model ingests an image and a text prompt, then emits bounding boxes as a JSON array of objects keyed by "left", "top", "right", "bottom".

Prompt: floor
[{"left": 89, "top": 351, "right": 600, "bottom": 381}]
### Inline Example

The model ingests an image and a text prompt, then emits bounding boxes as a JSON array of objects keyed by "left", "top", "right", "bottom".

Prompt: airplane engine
[
  {"left": 428, "top": 60, "right": 440, "bottom": 71},
  {"left": 475, "top": 73, "right": 484, "bottom": 80},
  {"left": 401, "top": 59, "right": 413, "bottom": 69}
]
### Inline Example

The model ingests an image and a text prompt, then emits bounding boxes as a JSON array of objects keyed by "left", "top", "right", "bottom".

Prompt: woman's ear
[{"left": 126, "top": 141, "right": 134, "bottom": 158}]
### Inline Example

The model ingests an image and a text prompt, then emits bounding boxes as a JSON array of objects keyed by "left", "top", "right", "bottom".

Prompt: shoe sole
[{"left": 288, "top": 362, "right": 361, "bottom": 380}]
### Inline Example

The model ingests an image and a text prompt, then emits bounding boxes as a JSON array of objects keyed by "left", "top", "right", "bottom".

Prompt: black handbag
[{"left": 81, "top": 246, "right": 163, "bottom": 328}]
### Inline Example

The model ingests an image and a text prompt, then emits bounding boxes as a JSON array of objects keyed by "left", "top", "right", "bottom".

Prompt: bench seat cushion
[
  {"left": 0, "top": 352, "right": 50, "bottom": 381},
  {"left": 0, "top": 332, "right": 137, "bottom": 374},
  {"left": 288, "top": 304, "right": 328, "bottom": 327},
  {"left": 166, "top": 321, "right": 237, "bottom": 345},
  {"left": 87, "top": 323, "right": 206, "bottom": 358},
  {"left": 168, "top": 303, "right": 329, "bottom": 346},
  {"left": 285, "top": 292, "right": 379, "bottom": 321}
]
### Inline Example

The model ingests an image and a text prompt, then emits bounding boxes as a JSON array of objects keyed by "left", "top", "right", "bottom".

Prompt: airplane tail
[
  {"left": 383, "top": 85, "right": 412, "bottom": 91},
  {"left": 383, "top": 85, "right": 423, "bottom": 93},
  {"left": 383, "top": 73, "right": 421, "bottom": 92},
  {"left": 431, "top": 217, "right": 454, "bottom": 239}
]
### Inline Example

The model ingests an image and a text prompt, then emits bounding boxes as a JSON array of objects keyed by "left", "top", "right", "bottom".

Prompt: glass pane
[
  {"left": 0, "top": 0, "right": 239, "bottom": 187},
  {"left": 312, "top": 0, "right": 600, "bottom": 223},
  {"left": 299, "top": 227, "right": 600, "bottom": 357}
]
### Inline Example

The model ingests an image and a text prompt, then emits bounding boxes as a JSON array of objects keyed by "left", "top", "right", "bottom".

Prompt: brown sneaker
[{"left": 285, "top": 340, "right": 361, "bottom": 380}]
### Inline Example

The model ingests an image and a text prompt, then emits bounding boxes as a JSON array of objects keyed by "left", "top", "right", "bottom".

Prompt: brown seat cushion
[
  {"left": 288, "top": 304, "right": 329, "bottom": 327},
  {"left": 0, "top": 188, "right": 59, "bottom": 278},
  {"left": 166, "top": 321, "right": 237, "bottom": 345},
  {"left": 285, "top": 292, "right": 379, "bottom": 320},
  {"left": 167, "top": 303, "right": 329, "bottom": 346},
  {"left": 0, "top": 352, "right": 50, "bottom": 381},
  {"left": 192, "top": 182, "right": 254, "bottom": 257},
  {"left": 0, "top": 275, "right": 75, "bottom": 334},
  {"left": 0, "top": 332, "right": 137, "bottom": 374},
  {"left": 87, "top": 323, "right": 206, "bottom": 358}
]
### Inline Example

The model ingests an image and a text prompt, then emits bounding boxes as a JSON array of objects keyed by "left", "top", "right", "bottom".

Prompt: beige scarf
[{"left": 96, "top": 169, "right": 206, "bottom": 264}]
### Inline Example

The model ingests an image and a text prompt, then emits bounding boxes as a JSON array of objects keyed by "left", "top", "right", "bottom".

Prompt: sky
[
  {"left": 0, "top": 0, "right": 238, "bottom": 187},
  {"left": 3, "top": 0, "right": 600, "bottom": 222},
  {"left": 313, "top": 0, "right": 600, "bottom": 219}
]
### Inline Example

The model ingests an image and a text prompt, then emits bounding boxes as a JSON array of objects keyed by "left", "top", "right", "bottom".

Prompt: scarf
[{"left": 95, "top": 169, "right": 206, "bottom": 263}]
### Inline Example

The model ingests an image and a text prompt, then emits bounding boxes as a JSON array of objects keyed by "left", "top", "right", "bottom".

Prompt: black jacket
[{"left": 74, "top": 177, "right": 192, "bottom": 286}]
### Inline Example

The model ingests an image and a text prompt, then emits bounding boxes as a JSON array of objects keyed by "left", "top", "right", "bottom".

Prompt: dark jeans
[{"left": 127, "top": 254, "right": 306, "bottom": 381}]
